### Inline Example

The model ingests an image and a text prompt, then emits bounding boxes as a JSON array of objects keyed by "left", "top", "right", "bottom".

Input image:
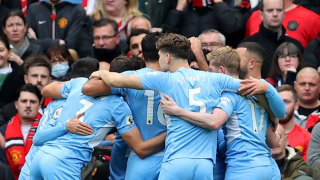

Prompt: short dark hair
[
  {"left": 156, "top": 33, "right": 191, "bottom": 60},
  {"left": 93, "top": 18, "right": 118, "bottom": 34},
  {"left": 16, "top": 83, "right": 42, "bottom": 102},
  {"left": 24, "top": 55, "right": 52, "bottom": 75},
  {"left": 237, "top": 42, "right": 265, "bottom": 63},
  {"left": 131, "top": 56, "right": 146, "bottom": 70},
  {"left": 141, "top": 32, "right": 164, "bottom": 63},
  {"left": 46, "top": 44, "right": 74, "bottom": 66},
  {"left": 127, "top": 28, "right": 150, "bottom": 47},
  {"left": 71, "top": 58, "right": 99, "bottom": 78},
  {"left": 276, "top": 84, "right": 298, "bottom": 102},
  {"left": 187, "top": 49, "right": 211, "bottom": 66},
  {"left": 109, "top": 55, "right": 134, "bottom": 73},
  {"left": 268, "top": 42, "right": 305, "bottom": 78},
  {"left": 0, "top": 35, "right": 10, "bottom": 50},
  {"left": 2, "top": 9, "right": 26, "bottom": 28},
  {"left": 259, "top": 0, "right": 284, "bottom": 11}
]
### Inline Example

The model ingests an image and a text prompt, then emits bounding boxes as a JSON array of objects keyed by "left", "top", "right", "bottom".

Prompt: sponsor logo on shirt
[{"left": 38, "top": 20, "right": 46, "bottom": 25}]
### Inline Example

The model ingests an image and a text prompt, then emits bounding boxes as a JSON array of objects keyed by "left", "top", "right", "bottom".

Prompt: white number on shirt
[
  {"left": 144, "top": 90, "right": 166, "bottom": 126},
  {"left": 189, "top": 87, "right": 206, "bottom": 113},
  {"left": 248, "top": 99, "right": 265, "bottom": 133},
  {"left": 76, "top": 99, "right": 94, "bottom": 122}
]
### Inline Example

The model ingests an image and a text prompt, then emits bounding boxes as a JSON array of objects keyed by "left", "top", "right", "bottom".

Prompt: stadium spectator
[
  {"left": 0, "top": 84, "right": 42, "bottom": 180},
  {"left": 266, "top": 42, "right": 306, "bottom": 87},
  {"left": 2, "top": 9, "right": 43, "bottom": 66},
  {"left": 127, "top": 29, "right": 149, "bottom": 57},
  {"left": 294, "top": 67, "right": 320, "bottom": 129},
  {"left": 307, "top": 122, "right": 320, "bottom": 180},
  {"left": 127, "top": 16, "right": 151, "bottom": 35},
  {"left": 26, "top": 0, "right": 86, "bottom": 51},
  {"left": 0, "top": 55, "right": 52, "bottom": 125},
  {"left": 0, "top": 36, "right": 24, "bottom": 108},
  {"left": 198, "top": 29, "right": 226, "bottom": 52},
  {"left": 92, "top": 18, "right": 121, "bottom": 65},
  {"left": 46, "top": 44, "right": 74, "bottom": 82},
  {"left": 240, "top": 0, "right": 303, "bottom": 78},
  {"left": 277, "top": 84, "right": 311, "bottom": 161},
  {"left": 271, "top": 125, "right": 312, "bottom": 180},
  {"left": 245, "top": 0, "right": 320, "bottom": 48}
]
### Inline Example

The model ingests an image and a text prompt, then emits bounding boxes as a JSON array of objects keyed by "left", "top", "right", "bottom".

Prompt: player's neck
[
  {"left": 169, "top": 59, "right": 190, "bottom": 72},
  {"left": 145, "top": 62, "right": 161, "bottom": 71},
  {"left": 280, "top": 119, "right": 295, "bottom": 134}
]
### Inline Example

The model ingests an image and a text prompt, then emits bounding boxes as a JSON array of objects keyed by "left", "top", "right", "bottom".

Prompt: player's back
[
  {"left": 222, "top": 93, "right": 272, "bottom": 168},
  {"left": 139, "top": 67, "right": 240, "bottom": 162},
  {"left": 114, "top": 68, "right": 167, "bottom": 142},
  {"left": 40, "top": 78, "right": 134, "bottom": 164}
]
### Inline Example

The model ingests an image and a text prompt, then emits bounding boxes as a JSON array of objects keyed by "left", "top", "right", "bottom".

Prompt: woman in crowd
[
  {"left": 2, "top": 9, "right": 43, "bottom": 68},
  {"left": 46, "top": 44, "right": 74, "bottom": 82},
  {"left": 0, "top": 36, "right": 24, "bottom": 108},
  {"left": 266, "top": 42, "right": 306, "bottom": 87}
]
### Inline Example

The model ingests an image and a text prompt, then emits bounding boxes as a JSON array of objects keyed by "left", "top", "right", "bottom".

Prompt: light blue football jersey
[
  {"left": 19, "top": 99, "right": 65, "bottom": 180},
  {"left": 138, "top": 67, "right": 241, "bottom": 163},
  {"left": 36, "top": 78, "right": 135, "bottom": 166},
  {"left": 217, "top": 92, "right": 273, "bottom": 168},
  {"left": 111, "top": 68, "right": 167, "bottom": 180}
]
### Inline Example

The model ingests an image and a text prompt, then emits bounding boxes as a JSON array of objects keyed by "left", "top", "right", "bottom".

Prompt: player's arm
[
  {"left": 33, "top": 113, "right": 93, "bottom": 146},
  {"left": 161, "top": 94, "right": 229, "bottom": 130},
  {"left": 82, "top": 78, "right": 112, "bottom": 97},
  {"left": 120, "top": 127, "right": 167, "bottom": 159},
  {"left": 41, "top": 81, "right": 66, "bottom": 99},
  {"left": 90, "top": 71, "right": 143, "bottom": 90},
  {"left": 189, "top": 37, "right": 209, "bottom": 71},
  {"left": 266, "top": 125, "right": 280, "bottom": 148}
]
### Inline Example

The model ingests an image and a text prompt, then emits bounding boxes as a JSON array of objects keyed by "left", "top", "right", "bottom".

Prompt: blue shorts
[
  {"left": 158, "top": 158, "right": 213, "bottom": 180},
  {"left": 30, "top": 150, "right": 83, "bottom": 180},
  {"left": 125, "top": 151, "right": 163, "bottom": 180},
  {"left": 109, "top": 137, "right": 128, "bottom": 180},
  {"left": 225, "top": 164, "right": 279, "bottom": 180}
]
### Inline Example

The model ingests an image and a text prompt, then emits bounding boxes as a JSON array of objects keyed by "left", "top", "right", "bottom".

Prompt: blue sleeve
[
  {"left": 111, "top": 71, "right": 134, "bottom": 95},
  {"left": 61, "top": 80, "right": 73, "bottom": 98},
  {"left": 98, "top": 141, "right": 112, "bottom": 146},
  {"left": 211, "top": 73, "right": 241, "bottom": 93},
  {"left": 262, "top": 80, "right": 286, "bottom": 118},
  {"left": 138, "top": 71, "right": 169, "bottom": 92},
  {"left": 216, "top": 92, "right": 238, "bottom": 117},
  {"left": 33, "top": 122, "right": 67, "bottom": 146},
  {"left": 112, "top": 97, "right": 136, "bottom": 135}
]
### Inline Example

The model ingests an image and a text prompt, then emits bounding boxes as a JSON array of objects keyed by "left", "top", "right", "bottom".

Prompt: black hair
[{"left": 71, "top": 58, "right": 100, "bottom": 78}]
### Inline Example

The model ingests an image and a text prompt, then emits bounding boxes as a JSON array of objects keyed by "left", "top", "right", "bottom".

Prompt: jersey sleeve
[
  {"left": 112, "top": 97, "right": 136, "bottom": 135},
  {"left": 138, "top": 71, "right": 169, "bottom": 92},
  {"left": 216, "top": 92, "right": 238, "bottom": 117},
  {"left": 33, "top": 122, "right": 67, "bottom": 146},
  {"left": 61, "top": 78, "right": 88, "bottom": 98},
  {"left": 211, "top": 73, "right": 241, "bottom": 93}
]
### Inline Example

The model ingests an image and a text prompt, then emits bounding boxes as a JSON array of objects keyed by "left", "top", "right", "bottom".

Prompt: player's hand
[
  {"left": 238, "top": 76, "right": 269, "bottom": 96},
  {"left": 66, "top": 112, "right": 94, "bottom": 135},
  {"left": 160, "top": 94, "right": 181, "bottom": 116},
  {"left": 188, "top": 37, "right": 203, "bottom": 55},
  {"left": 90, "top": 71, "right": 102, "bottom": 79}
]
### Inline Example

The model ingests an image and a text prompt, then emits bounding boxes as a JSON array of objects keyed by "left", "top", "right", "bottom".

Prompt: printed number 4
[{"left": 76, "top": 99, "right": 94, "bottom": 122}]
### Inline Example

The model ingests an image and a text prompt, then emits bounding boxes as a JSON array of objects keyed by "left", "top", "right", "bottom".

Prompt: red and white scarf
[
  {"left": 191, "top": 0, "right": 215, "bottom": 8},
  {"left": 5, "top": 113, "right": 41, "bottom": 180}
]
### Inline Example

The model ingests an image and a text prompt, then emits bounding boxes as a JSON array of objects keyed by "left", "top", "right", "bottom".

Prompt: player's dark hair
[{"left": 71, "top": 58, "right": 99, "bottom": 78}]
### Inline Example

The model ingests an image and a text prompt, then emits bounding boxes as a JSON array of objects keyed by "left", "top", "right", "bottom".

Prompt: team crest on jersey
[
  {"left": 220, "top": 97, "right": 231, "bottom": 106},
  {"left": 125, "top": 115, "right": 134, "bottom": 126},
  {"left": 53, "top": 108, "right": 62, "bottom": 118},
  {"left": 58, "top": 18, "right": 68, "bottom": 29},
  {"left": 287, "top": 21, "right": 299, "bottom": 31}
]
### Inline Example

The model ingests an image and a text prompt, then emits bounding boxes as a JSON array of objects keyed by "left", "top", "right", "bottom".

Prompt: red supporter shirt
[
  {"left": 287, "top": 124, "right": 311, "bottom": 161},
  {"left": 245, "top": 6, "right": 320, "bottom": 48}
]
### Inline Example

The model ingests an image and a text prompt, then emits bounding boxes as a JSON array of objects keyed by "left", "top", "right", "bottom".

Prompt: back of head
[
  {"left": 156, "top": 33, "right": 191, "bottom": 60},
  {"left": 238, "top": 42, "right": 265, "bottom": 63},
  {"left": 93, "top": 18, "right": 119, "bottom": 34},
  {"left": 23, "top": 55, "right": 52, "bottom": 75},
  {"left": 110, "top": 55, "right": 134, "bottom": 73},
  {"left": 207, "top": 46, "right": 240, "bottom": 75},
  {"left": 130, "top": 56, "right": 146, "bottom": 70},
  {"left": 141, "top": 32, "right": 164, "bottom": 63},
  {"left": 71, "top": 58, "right": 100, "bottom": 78}
]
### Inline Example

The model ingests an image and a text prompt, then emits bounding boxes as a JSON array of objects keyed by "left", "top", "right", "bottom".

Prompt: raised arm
[
  {"left": 160, "top": 94, "right": 229, "bottom": 130},
  {"left": 90, "top": 71, "right": 143, "bottom": 90},
  {"left": 121, "top": 127, "right": 166, "bottom": 159},
  {"left": 189, "top": 37, "right": 209, "bottom": 71},
  {"left": 41, "top": 81, "right": 66, "bottom": 99},
  {"left": 82, "top": 78, "right": 112, "bottom": 97}
]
